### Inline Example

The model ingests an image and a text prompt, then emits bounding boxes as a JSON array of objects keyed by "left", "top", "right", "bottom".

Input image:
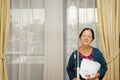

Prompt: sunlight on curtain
[
  {"left": 66, "top": 0, "right": 98, "bottom": 56},
  {"left": 6, "top": 0, "right": 45, "bottom": 80},
  {"left": 65, "top": 0, "right": 99, "bottom": 80}
]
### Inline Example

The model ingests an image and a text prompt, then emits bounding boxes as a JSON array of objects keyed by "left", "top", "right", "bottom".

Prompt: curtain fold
[
  {"left": 0, "top": 0, "right": 10, "bottom": 80},
  {"left": 97, "top": 0, "right": 120, "bottom": 80}
]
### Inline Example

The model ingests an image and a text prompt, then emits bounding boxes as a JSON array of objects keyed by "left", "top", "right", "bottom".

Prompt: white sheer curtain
[
  {"left": 66, "top": 0, "right": 99, "bottom": 80},
  {"left": 66, "top": 0, "right": 99, "bottom": 56},
  {"left": 6, "top": 0, "right": 45, "bottom": 80}
]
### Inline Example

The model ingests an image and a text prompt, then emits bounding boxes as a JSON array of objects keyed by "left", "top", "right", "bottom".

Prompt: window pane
[
  {"left": 7, "top": 0, "right": 45, "bottom": 80},
  {"left": 66, "top": 0, "right": 100, "bottom": 80},
  {"left": 67, "top": 0, "right": 98, "bottom": 55}
]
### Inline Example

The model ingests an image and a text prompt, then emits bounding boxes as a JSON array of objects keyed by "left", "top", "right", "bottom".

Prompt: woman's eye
[
  {"left": 88, "top": 36, "right": 92, "bottom": 38},
  {"left": 82, "top": 35, "right": 92, "bottom": 38}
]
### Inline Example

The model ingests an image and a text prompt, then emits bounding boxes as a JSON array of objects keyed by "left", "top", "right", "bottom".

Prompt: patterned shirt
[{"left": 79, "top": 50, "right": 93, "bottom": 60}]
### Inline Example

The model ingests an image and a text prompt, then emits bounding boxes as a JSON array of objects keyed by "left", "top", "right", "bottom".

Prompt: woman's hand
[
  {"left": 86, "top": 77, "right": 96, "bottom": 80},
  {"left": 73, "top": 78, "right": 80, "bottom": 80},
  {"left": 86, "top": 73, "right": 100, "bottom": 80}
]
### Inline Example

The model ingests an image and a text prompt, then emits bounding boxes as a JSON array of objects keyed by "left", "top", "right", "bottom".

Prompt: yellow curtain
[
  {"left": 0, "top": 0, "right": 10, "bottom": 80},
  {"left": 97, "top": 0, "right": 120, "bottom": 80}
]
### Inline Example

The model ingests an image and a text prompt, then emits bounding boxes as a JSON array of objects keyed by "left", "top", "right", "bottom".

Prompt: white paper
[{"left": 79, "top": 59, "right": 101, "bottom": 80}]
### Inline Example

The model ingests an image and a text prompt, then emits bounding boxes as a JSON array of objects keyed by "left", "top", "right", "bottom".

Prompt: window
[
  {"left": 6, "top": 0, "right": 45, "bottom": 80},
  {"left": 65, "top": 0, "right": 100, "bottom": 79},
  {"left": 67, "top": 0, "right": 98, "bottom": 55}
]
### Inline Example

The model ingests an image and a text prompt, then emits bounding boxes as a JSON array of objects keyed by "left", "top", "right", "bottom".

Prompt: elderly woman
[{"left": 66, "top": 28, "right": 107, "bottom": 80}]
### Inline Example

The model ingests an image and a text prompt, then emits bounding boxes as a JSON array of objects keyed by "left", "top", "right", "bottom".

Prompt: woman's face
[{"left": 80, "top": 30, "right": 93, "bottom": 46}]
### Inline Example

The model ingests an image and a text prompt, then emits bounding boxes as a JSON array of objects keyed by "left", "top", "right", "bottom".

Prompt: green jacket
[{"left": 66, "top": 47, "right": 107, "bottom": 80}]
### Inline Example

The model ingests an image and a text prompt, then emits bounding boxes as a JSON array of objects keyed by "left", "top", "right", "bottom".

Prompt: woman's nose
[{"left": 84, "top": 36, "right": 88, "bottom": 39}]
